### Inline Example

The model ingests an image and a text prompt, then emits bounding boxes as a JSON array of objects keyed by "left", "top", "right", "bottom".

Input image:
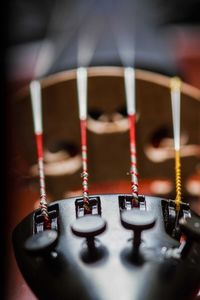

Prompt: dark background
[{"left": 5, "top": 0, "right": 200, "bottom": 80}]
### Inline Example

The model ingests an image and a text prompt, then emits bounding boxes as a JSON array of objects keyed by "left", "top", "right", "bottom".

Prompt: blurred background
[
  {"left": 6, "top": 0, "right": 200, "bottom": 85},
  {"left": 4, "top": 0, "right": 200, "bottom": 299}
]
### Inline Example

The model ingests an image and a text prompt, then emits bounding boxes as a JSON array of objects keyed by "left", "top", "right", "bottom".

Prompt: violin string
[
  {"left": 30, "top": 80, "right": 50, "bottom": 227},
  {"left": 76, "top": 67, "right": 90, "bottom": 212},
  {"left": 124, "top": 67, "right": 139, "bottom": 205},
  {"left": 170, "top": 77, "right": 182, "bottom": 215}
]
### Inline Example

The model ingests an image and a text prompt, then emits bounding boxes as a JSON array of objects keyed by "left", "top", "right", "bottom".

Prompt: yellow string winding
[{"left": 175, "top": 150, "right": 182, "bottom": 211}]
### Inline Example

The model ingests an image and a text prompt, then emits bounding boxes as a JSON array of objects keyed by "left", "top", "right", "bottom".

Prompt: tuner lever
[
  {"left": 179, "top": 215, "right": 200, "bottom": 259},
  {"left": 121, "top": 209, "right": 156, "bottom": 255}
]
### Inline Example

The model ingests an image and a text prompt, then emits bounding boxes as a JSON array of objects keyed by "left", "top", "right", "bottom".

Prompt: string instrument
[{"left": 12, "top": 67, "right": 200, "bottom": 300}]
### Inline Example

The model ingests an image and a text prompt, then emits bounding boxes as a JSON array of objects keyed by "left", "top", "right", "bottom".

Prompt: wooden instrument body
[
  {"left": 13, "top": 195, "right": 200, "bottom": 300},
  {"left": 13, "top": 67, "right": 200, "bottom": 200}
]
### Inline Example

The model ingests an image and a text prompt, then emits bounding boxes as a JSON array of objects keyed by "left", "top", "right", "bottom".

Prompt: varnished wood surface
[{"left": 12, "top": 67, "right": 200, "bottom": 200}]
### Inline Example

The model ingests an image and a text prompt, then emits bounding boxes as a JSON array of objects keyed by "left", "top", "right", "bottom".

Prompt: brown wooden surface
[{"left": 12, "top": 67, "right": 200, "bottom": 200}]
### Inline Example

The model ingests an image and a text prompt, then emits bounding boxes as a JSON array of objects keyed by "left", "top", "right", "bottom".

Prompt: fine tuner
[
  {"left": 121, "top": 209, "right": 156, "bottom": 257},
  {"left": 12, "top": 67, "right": 200, "bottom": 300}
]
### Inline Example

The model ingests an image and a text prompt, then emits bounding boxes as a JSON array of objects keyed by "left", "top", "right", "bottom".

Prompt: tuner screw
[
  {"left": 71, "top": 215, "right": 107, "bottom": 254},
  {"left": 121, "top": 209, "right": 156, "bottom": 255}
]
